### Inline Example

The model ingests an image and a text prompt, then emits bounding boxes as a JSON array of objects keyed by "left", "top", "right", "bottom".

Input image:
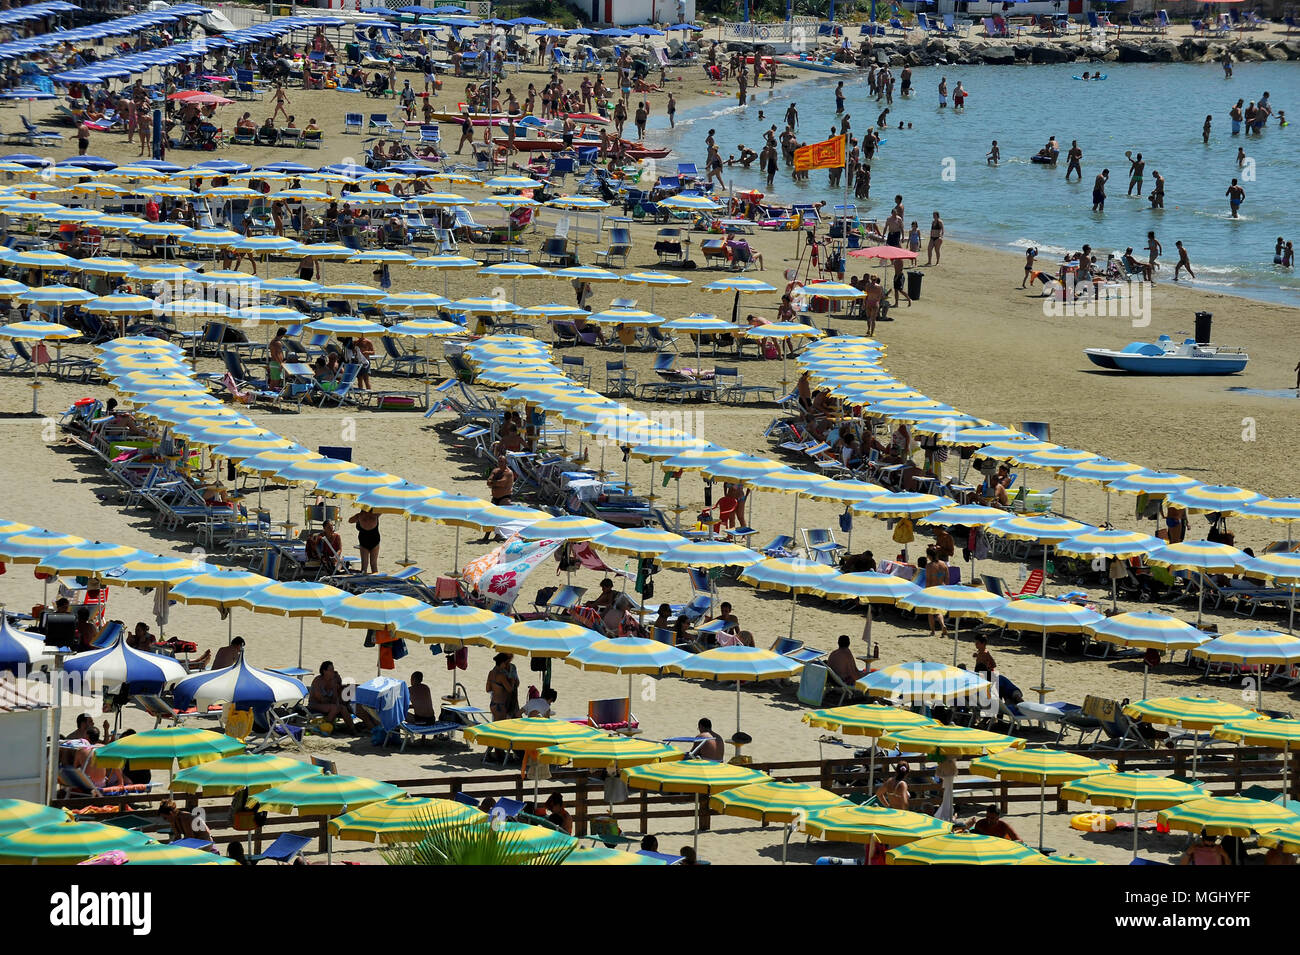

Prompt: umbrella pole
[
  {"left": 1289, "top": 584, "right": 1295, "bottom": 636},
  {"left": 788, "top": 588, "right": 798, "bottom": 639},
  {"left": 791, "top": 495, "right": 800, "bottom": 548},
  {"left": 868, "top": 738, "right": 877, "bottom": 796},
  {"left": 648, "top": 460, "right": 656, "bottom": 502},
  {"left": 1132, "top": 806, "right": 1139, "bottom": 860},
  {"left": 1038, "top": 625, "right": 1048, "bottom": 704},
  {"left": 782, "top": 822, "right": 790, "bottom": 866},
  {"left": 735, "top": 679, "right": 741, "bottom": 737},
  {"left": 845, "top": 507, "right": 853, "bottom": 555},
  {"left": 1142, "top": 660, "right": 1149, "bottom": 700},
  {"left": 453, "top": 526, "right": 461, "bottom": 574},
  {"left": 297, "top": 617, "right": 305, "bottom": 671},
  {"left": 693, "top": 794, "right": 700, "bottom": 853},
  {"left": 1042, "top": 545, "right": 1049, "bottom": 598},
  {"left": 1111, "top": 576, "right": 1118, "bottom": 614},
  {"left": 1197, "top": 586, "right": 1204, "bottom": 630},
  {"left": 401, "top": 518, "right": 412, "bottom": 566},
  {"left": 1038, "top": 777, "right": 1046, "bottom": 853},
  {"left": 951, "top": 617, "right": 960, "bottom": 667}
]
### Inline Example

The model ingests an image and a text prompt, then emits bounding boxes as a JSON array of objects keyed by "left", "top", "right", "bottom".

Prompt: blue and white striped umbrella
[
  {"left": 0, "top": 617, "right": 48, "bottom": 673},
  {"left": 63, "top": 633, "right": 187, "bottom": 693},
  {"left": 173, "top": 656, "right": 307, "bottom": 710}
]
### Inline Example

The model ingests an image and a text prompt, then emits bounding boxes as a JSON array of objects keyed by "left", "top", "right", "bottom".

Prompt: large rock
[
  {"left": 1030, "top": 43, "right": 1071, "bottom": 63},
  {"left": 1115, "top": 41, "right": 1157, "bottom": 62},
  {"left": 980, "top": 44, "right": 1015, "bottom": 64},
  {"left": 1265, "top": 44, "right": 1290, "bottom": 61},
  {"left": 1234, "top": 45, "right": 1267, "bottom": 61}
]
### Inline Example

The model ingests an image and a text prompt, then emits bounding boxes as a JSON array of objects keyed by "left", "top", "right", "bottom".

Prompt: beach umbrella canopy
[
  {"left": 562, "top": 846, "right": 668, "bottom": 865},
  {"left": 105, "top": 554, "right": 210, "bottom": 588},
  {"left": 857, "top": 661, "right": 990, "bottom": 704},
  {"left": 1241, "top": 552, "right": 1300, "bottom": 585},
  {"left": 91, "top": 726, "right": 243, "bottom": 770},
  {"left": 1164, "top": 484, "right": 1264, "bottom": 515},
  {"left": 515, "top": 515, "right": 613, "bottom": 541},
  {"left": 313, "top": 468, "right": 404, "bottom": 498},
  {"left": 463, "top": 717, "right": 604, "bottom": 752},
  {"left": 673, "top": 645, "right": 803, "bottom": 682},
  {"left": 173, "top": 657, "right": 307, "bottom": 711},
  {"left": 971, "top": 747, "right": 1110, "bottom": 850},
  {"left": 1239, "top": 498, "right": 1300, "bottom": 524},
  {"left": 899, "top": 585, "right": 1004, "bottom": 619},
  {"left": 0, "top": 800, "right": 69, "bottom": 837},
  {"left": 987, "top": 514, "right": 1090, "bottom": 543},
  {"left": 0, "top": 822, "right": 153, "bottom": 865},
  {"left": 0, "top": 528, "right": 87, "bottom": 563},
  {"left": 537, "top": 736, "right": 685, "bottom": 769},
  {"left": 320, "top": 592, "right": 425, "bottom": 630},
  {"left": 564, "top": 637, "right": 691, "bottom": 675},
  {"left": 1086, "top": 611, "right": 1208, "bottom": 650},
  {"left": 886, "top": 831, "right": 1038, "bottom": 865},
  {"left": 738, "top": 557, "right": 839, "bottom": 593},
  {"left": 100, "top": 844, "right": 237, "bottom": 866},
  {"left": 1258, "top": 823, "right": 1300, "bottom": 854},
  {"left": 1158, "top": 796, "right": 1298, "bottom": 837},
  {"left": 63, "top": 633, "right": 187, "bottom": 693},
  {"left": 917, "top": 504, "right": 1011, "bottom": 527},
  {"left": 172, "top": 754, "right": 320, "bottom": 795},
  {"left": 34, "top": 541, "right": 141, "bottom": 578},
  {"left": 803, "top": 804, "right": 951, "bottom": 846},
  {"left": 1062, "top": 771, "right": 1202, "bottom": 859},
  {"left": 1191, "top": 629, "right": 1300, "bottom": 666},
  {"left": 1105, "top": 470, "right": 1198, "bottom": 496},
  {"left": 0, "top": 618, "right": 49, "bottom": 672},
  {"left": 853, "top": 492, "right": 948, "bottom": 518},
  {"left": 623, "top": 759, "right": 769, "bottom": 795},
  {"left": 595, "top": 527, "right": 687, "bottom": 557},
  {"left": 250, "top": 774, "right": 403, "bottom": 817},
  {"left": 802, "top": 704, "right": 933, "bottom": 737},
  {"left": 170, "top": 569, "right": 268, "bottom": 611},
  {"left": 485, "top": 619, "right": 601, "bottom": 658},
  {"left": 330, "top": 796, "right": 485, "bottom": 844},
  {"left": 880, "top": 724, "right": 1023, "bottom": 756},
  {"left": 1054, "top": 528, "right": 1163, "bottom": 559},
  {"left": 710, "top": 780, "right": 846, "bottom": 823},
  {"left": 659, "top": 540, "right": 761, "bottom": 569},
  {"left": 0, "top": 320, "right": 81, "bottom": 342},
  {"left": 1125, "top": 695, "right": 1259, "bottom": 731},
  {"left": 815, "top": 572, "right": 921, "bottom": 605},
  {"left": 393, "top": 604, "right": 509, "bottom": 647}
]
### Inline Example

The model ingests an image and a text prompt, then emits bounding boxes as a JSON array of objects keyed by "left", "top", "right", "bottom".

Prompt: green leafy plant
[{"left": 381, "top": 807, "right": 576, "bottom": 866}]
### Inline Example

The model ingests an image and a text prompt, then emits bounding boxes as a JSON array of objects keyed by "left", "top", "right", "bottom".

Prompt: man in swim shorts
[
  {"left": 1065, "top": 140, "right": 1081, "bottom": 181},
  {"left": 1092, "top": 169, "right": 1108, "bottom": 212},
  {"left": 1226, "top": 178, "right": 1245, "bottom": 218},
  {"left": 1127, "top": 152, "right": 1144, "bottom": 196}
]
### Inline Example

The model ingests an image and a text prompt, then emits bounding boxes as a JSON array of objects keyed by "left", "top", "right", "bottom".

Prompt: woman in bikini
[
  {"left": 349, "top": 510, "right": 381, "bottom": 573},
  {"left": 875, "top": 762, "right": 911, "bottom": 809}
]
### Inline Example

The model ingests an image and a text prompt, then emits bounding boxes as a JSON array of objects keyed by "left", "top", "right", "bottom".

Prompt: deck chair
[
  {"left": 247, "top": 832, "right": 312, "bottom": 865},
  {"left": 796, "top": 663, "right": 832, "bottom": 706},
  {"left": 594, "top": 228, "right": 631, "bottom": 267},
  {"left": 770, "top": 636, "right": 826, "bottom": 665},
  {"left": 561, "top": 354, "right": 592, "bottom": 386},
  {"left": 803, "top": 528, "right": 846, "bottom": 563},
  {"left": 603, "top": 360, "right": 636, "bottom": 397},
  {"left": 535, "top": 585, "right": 587, "bottom": 617},
  {"left": 588, "top": 697, "right": 638, "bottom": 733}
]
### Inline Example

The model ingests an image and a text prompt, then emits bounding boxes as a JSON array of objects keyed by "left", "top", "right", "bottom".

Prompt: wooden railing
[{"left": 55, "top": 745, "right": 1298, "bottom": 854}]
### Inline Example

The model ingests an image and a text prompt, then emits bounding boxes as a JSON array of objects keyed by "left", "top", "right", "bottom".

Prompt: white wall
[
  {"left": 0, "top": 710, "right": 50, "bottom": 803},
  {"left": 563, "top": 0, "right": 696, "bottom": 26}
]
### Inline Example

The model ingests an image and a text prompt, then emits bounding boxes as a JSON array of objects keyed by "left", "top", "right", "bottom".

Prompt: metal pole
[{"left": 46, "top": 650, "right": 65, "bottom": 805}]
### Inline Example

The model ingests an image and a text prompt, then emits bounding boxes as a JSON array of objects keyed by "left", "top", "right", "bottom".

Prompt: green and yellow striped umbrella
[
  {"left": 330, "top": 796, "right": 485, "bottom": 844},
  {"left": 622, "top": 759, "right": 768, "bottom": 795},
  {"left": 1124, "top": 696, "right": 1259, "bottom": 731},
  {"left": 172, "top": 754, "right": 320, "bottom": 795},
  {"left": 1257, "top": 822, "right": 1300, "bottom": 854},
  {"left": 711, "top": 780, "right": 847, "bottom": 864},
  {"left": 1213, "top": 717, "right": 1300, "bottom": 751},
  {"left": 537, "top": 736, "right": 685, "bottom": 769},
  {"left": 802, "top": 705, "right": 933, "bottom": 737},
  {"left": 0, "top": 799, "right": 69, "bottom": 836},
  {"left": 880, "top": 724, "right": 1023, "bottom": 757},
  {"left": 886, "top": 831, "right": 1038, "bottom": 865},
  {"left": 0, "top": 822, "right": 154, "bottom": 865},
  {"left": 92, "top": 726, "right": 244, "bottom": 769},
  {"left": 250, "top": 774, "right": 403, "bottom": 817},
  {"left": 970, "top": 748, "right": 1110, "bottom": 851},
  {"left": 1020, "top": 853, "right": 1101, "bottom": 865},
  {"left": 803, "top": 804, "right": 951, "bottom": 846},
  {"left": 1158, "top": 796, "right": 1299, "bottom": 837},
  {"left": 562, "top": 846, "right": 669, "bottom": 865},
  {"left": 1061, "top": 771, "right": 1202, "bottom": 858},
  {"left": 462, "top": 718, "right": 604, "bottom": 752},
  {"left": 110, "top": 843, "right": 238, "bottom": 865}
]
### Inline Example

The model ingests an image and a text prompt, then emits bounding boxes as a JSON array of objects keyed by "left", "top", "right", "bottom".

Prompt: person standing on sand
[
  {"left": 1092, "top": 169, "right": 1108, "bottom": 212},
  {"left": 1226, "top": 178, "right": 1245, "bottom": 218},
  {"left": 666, "top": 91, "right": 676, "bottom": 128},
  {"left": 1065, "top": 140, "right": 1082, "bottom": 181},
  {"left": 1173, "top": 240, "right": 1195, "bottom": 281},
  {"left": 1020, "top": 246, "right": 1038, "bottom": 288},
  {"left": 926, "top": 211, "right": 944, "bottom": 266},
  {"left": 1145, "top": 231, "right": 1162, "bottom": 274}
]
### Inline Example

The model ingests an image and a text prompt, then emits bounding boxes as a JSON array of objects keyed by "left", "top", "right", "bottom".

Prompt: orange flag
[{"left": 793, "top": 134, "right": 847, "bottom": 172}]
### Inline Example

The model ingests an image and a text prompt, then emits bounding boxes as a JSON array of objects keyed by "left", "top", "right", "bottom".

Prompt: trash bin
[
  {"left": 1194, "top": 311, "right": 1213, "bottom": 343},
  {"left": 907, "top": 270, "right": 923, "bottom": 301}
]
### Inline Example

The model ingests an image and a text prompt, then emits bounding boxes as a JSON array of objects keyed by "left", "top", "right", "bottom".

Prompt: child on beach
[
  {"left": 1173, "top": 240, "right": 1195, "bottom": 281},
  {"left": 987, "top": 140, "right": 999, "bottom": 165},
  {"left": 907, "top": 221, "right": 921, "bottom": 254}
]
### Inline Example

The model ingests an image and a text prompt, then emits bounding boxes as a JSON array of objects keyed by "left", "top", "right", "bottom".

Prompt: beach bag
[
  {"left": 839, "top": 510, "right": 852, "bottom": 534},
  {"left": 762, "top": 340, "right": 780, "bottom": 359},
  {"left": 892, "top": 518, "right": 914, "bottom": 544}
]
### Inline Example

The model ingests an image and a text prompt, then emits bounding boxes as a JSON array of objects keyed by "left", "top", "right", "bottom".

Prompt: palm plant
[{"left": 381, "top": 807, "right": 575, "bottom": 866}]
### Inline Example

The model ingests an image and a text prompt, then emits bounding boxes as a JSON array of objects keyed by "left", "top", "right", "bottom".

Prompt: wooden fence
[{"left": 55, "top": 745, "right": 1299, "bottom": 854}]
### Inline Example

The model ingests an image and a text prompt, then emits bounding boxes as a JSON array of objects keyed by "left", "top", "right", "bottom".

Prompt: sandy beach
[{"left": 2, "top": 51, "right": 1299, "bottom": 867}]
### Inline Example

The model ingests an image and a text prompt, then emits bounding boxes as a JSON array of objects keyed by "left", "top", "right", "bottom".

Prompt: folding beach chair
[{"left": 247, "top": 833, "right": 312, "bottom": 865}]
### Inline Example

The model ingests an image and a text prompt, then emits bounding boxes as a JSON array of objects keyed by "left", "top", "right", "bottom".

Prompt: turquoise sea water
[{"left": 649, "top": 62, "right": 1300, "bottom": 305}]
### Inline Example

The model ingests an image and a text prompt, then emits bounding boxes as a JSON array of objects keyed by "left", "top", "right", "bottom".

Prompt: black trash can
[
  {"left": 907, "top": 270, "right": 923, "bottom": 301},
  {"left": 1194, "top": 311, "right": 1213, "bottom": 344}
]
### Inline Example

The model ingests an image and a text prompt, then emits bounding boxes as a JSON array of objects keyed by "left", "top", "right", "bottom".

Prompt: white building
[{"left": 563, "top": 0, "right": 695, "bottom": 27}]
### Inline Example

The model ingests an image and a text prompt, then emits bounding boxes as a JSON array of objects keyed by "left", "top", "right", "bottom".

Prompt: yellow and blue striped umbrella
[
  {"left": 564, "top": 636, "right": 691, "bottom": 675},
  {"left": 0, "top": 800, "right": 69, "bottom": 836},
  {"left": 660, "top": 314, "right": 742, "bottom": 335},
  {"left": 917, "top": 504, "right": 1009, "bottom": 527},
  {"left": 853, "top": 491, "right": 948, "bottom": 518},
  {"left": 321, "top": 591, "right": 426, "bottom": 630},
  {"left": 804, "top": 804, "right": 951, "bottom": 846},
  {"left": 538, "top": 736, "right": 685, "bottom": 769},
  {"left": 347, "top": 250, "right": 415, "bottom": 264},
  {"left": 516, "top": 514, "right": 615, "bottom": 541},
  {"left": 986, "top": 598, "right": 1103, "bottom": 633},
  {"left": 210, "top": 432, "right": 298, "bottom": 459},
  {"left": 659, "top": 194, "right": 723, "bottom": 210},
  {"left": 357, "top": 482, "right": 442, "bottom": 515},
  {"left": 987, "top": 514, "right": 1090, "bottom": 543},
  {"left": 8, "top": 249, "right": 79, "bottom": 270},
  {"left": 83, "top": 293, "right": 157, "bottom": 315},
  {"left": 172, "top": 753, "right": 320, "bottom": 795},
  {"left": 0, "top": 822, "right": 154, "bottom": 864},
  {"left": 35, "top": 541, "right": 140, "bottom": 577},
  {"left": 1105, "top": 470, "right": 1198, "bottom": 497},
  {"left": 546, "top": 195, "right": 609, "bottom": 210},
  {"left": 105, "top": 554, "right": 210, "bottom": 588},
  {"left": 304, "top": 316, "right": 387, "bottom": 336},
  {"left": 704, "top": 277, "right": 779, "bottom": 295},
  {"left": 1159, "top": 796, "right": 1299, "bottom": 837},
  {"left": 275, "top": 456, "right": 362, "bottom": 485},
  {"left": 1056, "top": 457, "right": 1146, "bottom": 484},
  {"left": 380, "top": 295, "right": 452, "bottom": 315},
  {"left": 154, "top": 298, "right": 234, "bottom": 318},
  {"left": 1192, "top": 629, "right": 1300, "bottom": 665},
  {"left": 562, "top": 846, "right": 668, "bottom": 865},
  {"left": 235, "top": 447, "right": 316, "bottom": 477},
  {"left": 484, "top": 175, "right": 546, "bottom": 189},
  {"left": 1085, "top": 611, "right": 1210, "bottom": 697},
  {"left": 485, "top": 619, "right": 602, "bottom": 658},
  {"left": 234, "top": 305, "right": 312, "bottom": 326},
  {"left": 0, "top": 529, "right": 87, "bottom": 563},
  {"left": 739, "top": 557, "right": 839, "bottom": 593},
  {"left": 658, "top": 540, "right": 762, "bottom": 569},
  {"left": 552, "top": 265, "right": 623, "bottom": 284},
  {"left": 1165, "top": 484, "right": 1264, "bottom": 515},
  {"left": 673, "top": 645, "right": 802, "bottom": 683},
  {"left": 330, "top": 796, "right": 485, "bottom": 844},
  {"left": 315, "top": 283, "right": 389, "bottom": 301},
  {"left": 128, "top": 263, "right": 200, "bottom": 283},
  {"left": 1242, "top": 552, "right": 1300, "bottom": 585},
  {"left": 596, "top": 527, "right": 688, "bottom": 557},
  {"left": 0, "top": 278, "right": 29, "bottom": 297},
  {"left": 586, "top": 307, "right": 664, "bottom": 326},
  {"left": 0, "top": 319, "right": 81, "bottom": 340},
  {"left": 479, "top": 261, "right": 552, "bottom": 278},
  {"left": 258, "top": 276, "right": 322, "bottom": 295},
  {"left": 886, "top": 831, "right": 1038, "bottom": 865},
  {"left": 1055, "top": 528, "right": 1163, "bottom": 559},
  {"left": 91, "top": 726, "right": 243, "bottom": 770},
  {"left": 857, "top": 661, "right": 990, "bottom": 704},
  {"left": 622, "top": 270, "right": 691, "bottom": 287},
  {"left": 1239, "top": 498, "right": 1300, "bottom": 524},
  {"left": 314, "top": 468, "right": 404, "bottom": 499},
  {"left": 409, "top": 254, "right": 480, "bottom": 270},
  {"left": 750, "top": 469, "right": 834, "bottom": 497},
  {"left": 449, "top": 297, "right": 520, "bottom": 314},
  {"left": 463, "top": 717, "right": 604, "bottom": 751},
  {"left": 393, "top": 604, "right": 509, "bottom": 647},
  {"left": 898, "top": 584, "right": 1004, "bottom": 618},
  {"left": 1148, "top": 540, "right": 1248, "bottom": 572},
  {"left": 170, "top": 570, "right": 269, "bottom": 611},
  {"left": 410, "top": 493, "right": 496, "bottom": 529},
  {"left": 939, "top": 424, "right": 1025, "bottom": 446},
  {"left": 802, "top": 705, "right": 933, "bottom": 737},
  {"left": 972, "top": 439, "right": 1055, "bottom": 459},
  {"left": 232, "top": 236, "right": 305, "bottom": 255},
  {"left": 390, "top": 317, "right": 460, "bottom": 335}
]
